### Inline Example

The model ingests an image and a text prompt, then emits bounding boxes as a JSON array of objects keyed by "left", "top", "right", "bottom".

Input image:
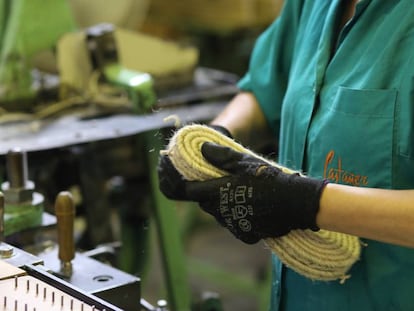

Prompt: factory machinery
[
  {"left": 0, "top": 122, "right": 235, "bottom": 311},
  {"left": 0, "top": 148, "right": 168, "bottom": 311},
  {"left": 0, "top": 1, "right": 242, "bottom": 309}
]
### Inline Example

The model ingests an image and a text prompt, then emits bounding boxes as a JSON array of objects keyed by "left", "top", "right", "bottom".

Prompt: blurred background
[{"left": 0, "top": 1, "right": 283, "bottom": 310}]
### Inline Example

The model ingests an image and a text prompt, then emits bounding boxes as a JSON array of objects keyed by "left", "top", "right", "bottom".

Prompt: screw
[{"left": 0, "top": 243, "right": 14, "bottom": 259}]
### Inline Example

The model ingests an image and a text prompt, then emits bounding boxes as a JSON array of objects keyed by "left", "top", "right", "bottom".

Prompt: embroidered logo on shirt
[{"left": 323, "top": 150, "right": 368, "bottom": 186}]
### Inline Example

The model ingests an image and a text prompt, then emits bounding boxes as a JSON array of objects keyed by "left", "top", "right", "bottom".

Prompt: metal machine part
[
  {"left": 86, "top": 23, "right": 118, "bottom": 71},
  {"left": 55, "top": 191, "right": 75, "bottom": 277},
  {"left": 0, "top": 243, "right": 13, "bottom": 259},
  {"left": 35, "top": 247, "right": 142, "bottom": 310},
  {"left": 1, "top": 246, "right": 120, "bottom": 310},
  {"left": 0, "top": 235, "right": 145, "bottom": 311},
  {"left": 1, "top": 219, "right": 44, "bottom": 262},
  {"left": 0, "top": 66, "right": 234, "bottom": 310},
  {"left": 0, "top": 67, "right": 234, "bottom": 155},
  {"left": 0, "top": 256, "right": 131, "bottom": 311},
  {"left": 0, "top": 241, "right": 42, "bottom": 267},
  {"left": 6, "top": 149, "right": 28, "bottom": 186},
  {"left": 0, "top": 184, "right": 143, "bottom": 310},
  {"left": 1, "top": 148, "right": 45, "bottom": 236},
  {"left": 2, "top": 148, "right": 34, "bottom": 204},
  {"left": 0, "top": 100, "right": 226, "bottom": 153},
  {"left": 86, "top": 23, "right": 157, "bottom": 114},
  {"left": 34, "top": 190, "right": 141, "bottom": 310},
  {"left": 0, "top": 237, "right": 142, "bottom": 310}
]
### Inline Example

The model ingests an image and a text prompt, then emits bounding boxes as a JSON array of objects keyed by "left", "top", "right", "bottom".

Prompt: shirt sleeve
[{"left": 237, "top": 0, "right": 304, "bottom": 138}]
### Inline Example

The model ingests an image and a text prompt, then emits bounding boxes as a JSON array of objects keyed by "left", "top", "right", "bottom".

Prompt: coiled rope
[{"left": 163, "top": 124, "right": 361, "bottom": 281}]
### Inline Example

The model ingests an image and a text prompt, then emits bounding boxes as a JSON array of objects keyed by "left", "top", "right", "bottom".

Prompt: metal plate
[{"left": 0, "top": 101, "right": 226, "bottom": 155}]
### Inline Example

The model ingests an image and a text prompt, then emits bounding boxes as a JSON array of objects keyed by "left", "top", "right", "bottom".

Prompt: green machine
[
  {"left": 85, "top": 22, "right": 157, "bottom": 114},
  {"left": 0, "top": 2, "right": 187, "bottom": 310},
  {"left": 0, "top": 1, "right": 156, "bottom": 235},
  {"left": 0, "top": 0, "right": 156, "bottom": 113},
  {"left": 0, "top": 0, "right": 76, "bottom": 110},
  {"left": 0, "top": 1, "right": 228, "bottom": 310},
  {"left": 0, "top": 0, "right": 73, "bottom": 236}
]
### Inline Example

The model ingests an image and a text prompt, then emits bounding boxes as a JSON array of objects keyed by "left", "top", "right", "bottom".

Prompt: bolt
[{"left": 0, "top": 243, "right": 14, "bottom": 259}]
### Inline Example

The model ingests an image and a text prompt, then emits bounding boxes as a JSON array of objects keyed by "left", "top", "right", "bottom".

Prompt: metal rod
[
  {"left": 6, "top": 148, "right": 28, "bottom": 188},
  {"left": 55, "top": 191, "right": 75, "bottom": 277}
]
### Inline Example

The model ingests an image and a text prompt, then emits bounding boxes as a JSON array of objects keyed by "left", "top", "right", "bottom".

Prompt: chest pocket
[{"left": 307, "top": 86, "right": 397, "bottom": 189}]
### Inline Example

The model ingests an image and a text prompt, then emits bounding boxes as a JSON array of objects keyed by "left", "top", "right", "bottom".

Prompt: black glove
[
  {"left": 158, "top": 124, "right": 232, "bottom": 199},
  {"left": 208, "top": 124, "right": 233, "bottom": 139},
  {"left": 158, "top": 142, "right": 328, "bottom": 244},
  {"left": 158, "top": 154, "right": 189, "bottom": 201}
]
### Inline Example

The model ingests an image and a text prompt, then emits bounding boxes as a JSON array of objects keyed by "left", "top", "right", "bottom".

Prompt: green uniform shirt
[{"left": 238, "top": 0, "right": 414, "bottom": 310}]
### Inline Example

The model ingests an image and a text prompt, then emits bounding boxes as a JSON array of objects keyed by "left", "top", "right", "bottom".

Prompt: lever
[{"left": 55, "top": 191, "right": 75, "bottom": 278}]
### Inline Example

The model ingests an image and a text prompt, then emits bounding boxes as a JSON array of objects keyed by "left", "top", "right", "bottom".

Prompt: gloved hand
[
  {"left": 158, "top": 124, "right": 232, "bottom": 200},
  {"left": 158, "top": 142, "right": 328, "bottom": 244}
]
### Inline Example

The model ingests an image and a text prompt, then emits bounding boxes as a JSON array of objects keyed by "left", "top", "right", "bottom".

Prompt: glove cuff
[{"left": 297, "top": 177, "right": 329, "bottom": 231}]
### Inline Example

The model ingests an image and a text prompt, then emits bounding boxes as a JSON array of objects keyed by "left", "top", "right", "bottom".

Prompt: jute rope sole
[{"left": 163, "top": 124, "right": 361, "bottom": 281}]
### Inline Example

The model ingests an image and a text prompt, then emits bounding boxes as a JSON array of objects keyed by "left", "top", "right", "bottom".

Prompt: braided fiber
[{"left": 164, "top": 124, "right": 361, "bottom": 281}]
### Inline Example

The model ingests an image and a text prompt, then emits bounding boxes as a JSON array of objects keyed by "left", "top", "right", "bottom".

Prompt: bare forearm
[
  {"left": 317, "top": 184, "right": 414, "bottom": 248},
  {"left": 211, "top": 92, "right": 273, "bottom": 148},
  {"left": 210, "top": 93, "right": 414, "bottom": 248}
]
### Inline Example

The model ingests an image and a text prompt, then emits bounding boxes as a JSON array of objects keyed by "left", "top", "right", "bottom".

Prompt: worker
[{"left": 157, "top": 0, "right": 414, "bottom": 310}]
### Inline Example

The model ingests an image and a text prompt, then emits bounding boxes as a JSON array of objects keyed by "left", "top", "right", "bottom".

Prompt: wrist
[
  {"left": 289, "top": 174, "right": 329, "bottom": 232},
  {"left": 315, "top": 182, "right": 339, "bottom": 231}
]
